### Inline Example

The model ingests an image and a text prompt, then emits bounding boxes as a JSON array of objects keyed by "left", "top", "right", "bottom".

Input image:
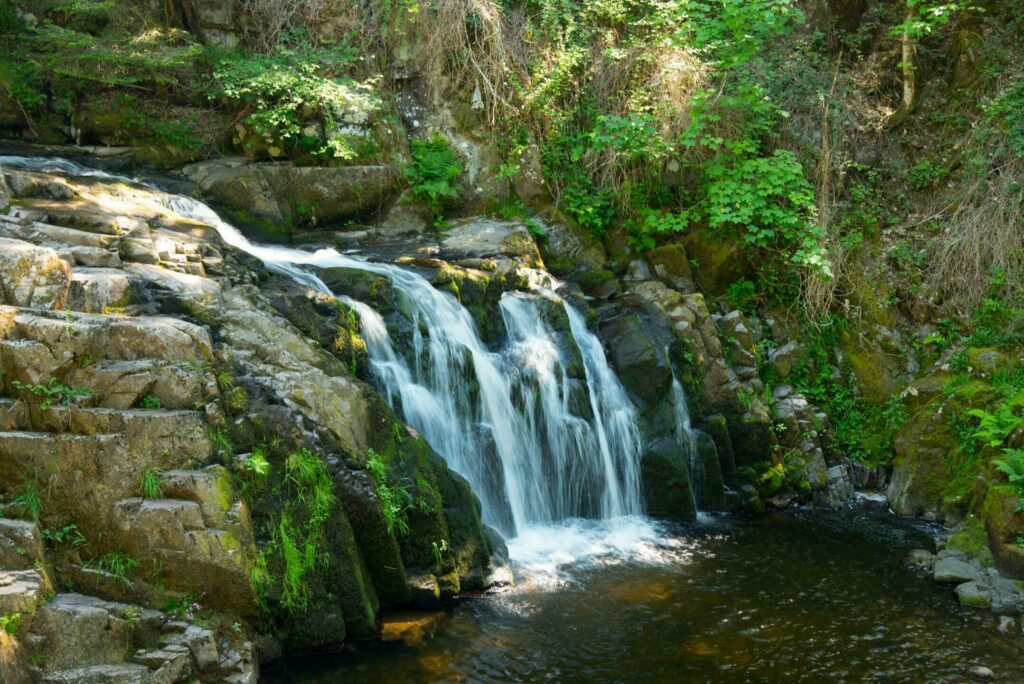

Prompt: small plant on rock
[
  {"left": 11, "top": 478, "right": 43, "bottom": 521},
  {"left": 138, "top": 395, "right": 162, "bottom": 410},
  {"left": 12, "top": 379, "right": 92, "bottom": 410},
  {"left": 140, "top": 469, "right": 163, "bottom": 500},
  {"left": 366, "top": 449, "right": 413, "bottom": 536},
  {"left": 86, "top": 551, "right": 139, "bottom": 587}
]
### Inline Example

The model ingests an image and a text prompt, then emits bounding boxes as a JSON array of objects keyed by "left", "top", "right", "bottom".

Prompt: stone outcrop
[{"left": 183, "top": 158, "right": 398, "bottom": 229}]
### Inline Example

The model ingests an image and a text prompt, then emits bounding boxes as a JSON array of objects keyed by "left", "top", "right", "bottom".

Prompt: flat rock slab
[{"left": 934, "top": 556, "right": 981, "bottom": 584}]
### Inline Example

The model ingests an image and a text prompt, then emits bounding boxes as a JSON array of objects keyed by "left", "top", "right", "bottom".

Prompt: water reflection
[{"left": 271, "top": 506, "right": 1022, "bottom": 683}]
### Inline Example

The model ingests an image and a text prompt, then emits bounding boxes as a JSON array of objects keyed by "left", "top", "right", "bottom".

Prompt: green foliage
[
  {"left": 366, "top": 449, "right": 412, "bottom": 537},
  {"left": 11, "top": 379, "right": 92, "bottom": 410},
  {"left": 967, "top": 397, "right": 1024, "bottom": 448},
  {"left": 209, "top": 428, "right": 233, "bottom": 457},
  {"left": 0, "top": 612, "right": 22, "bottom": 637},
  {"left": 243, "top": 450, "right": 271, "bottom": 478},
  {"left": 726, "top": 279, "right": 758, "bottom": 313},
  {"left": 405, "top": 134, "right": 464, "bottom": 222},
  {"left": 907, "top": 160, "right": 949, "bottom": 190},
  {"left": 892, "top": 0, "right": 978, "bottom": 39},
  {"left": 87, "top": 551, "right": 139, "bottom": 587},
  {"left": 677, "top": 0, "right": 803, "bottom": 69},
  {"left": 11, "top": 478, "right": 43, "bottom": 521},
  {"left": 210, "top": 42, "right": 380, "bottom": 161},
  {"left": 140, "top": 469, "right": 163, "bottom": 500},
  {"left": 985, "top": 75, "right": 1024, "bottom": 156},
  {"left": 138, "top": 395, "right": 162, "bottom": 410},
  {"left": 250, "top": 448, "right": 336, "bottom": 616},
  {"left": 41, "top": 523, "right": 86, "bottom": 548},
  {"left": 994, "top": 448, "right": 1024, "bottom": 503}
]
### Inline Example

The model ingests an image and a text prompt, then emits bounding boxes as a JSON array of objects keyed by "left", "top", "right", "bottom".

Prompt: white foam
[{"left": 506, "top": 516, "right": 692, "bottom": 590}]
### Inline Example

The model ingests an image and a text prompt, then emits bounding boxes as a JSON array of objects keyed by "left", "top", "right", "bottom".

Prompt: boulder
[
  {"left": 66, "top": 269, "right": 132, "bottom": 313},
  {"left": 598, "top": 313, "right": 672, "bottom": 406},
  {"left": 439, "top": 218, "right": 542, "bottom": 267},
  {"left": 183, "top": 159, "right": 398, "bottom": 229},
  {"left": 539, "top": 221, "right": 607, "bottom": 274},
  {"left": 768, "top": 340, "right": 804, "bottom": 379},
  {"left": 0, "top": 518, "right": 44, "bottom": 570},
  {"left": 0, "top": 237, "right": 71, "bottom": 309},
  {"left": 955, "top": 580, "right": 992, "bottom": 609},
  {"left": 645, "top": 243, "right": 694, "bottom": 292},
  {"left": 934, "top": 554, "right": 981, "bottom": 584},
  {"left": 641, "top": 437, "right": 696, "bottom": 519}
]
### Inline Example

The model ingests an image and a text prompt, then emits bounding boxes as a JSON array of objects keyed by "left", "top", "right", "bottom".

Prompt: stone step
[
  {"left": 61, "top": 245, "right": 122, "bottom": 269},
  {"left": 66, "top": 269, "right": 132, "bottom": 314},
  {"left": 0, "top": 569, "right": 44, "bottom": 614},
  {"left": 110, "top": 497, "right": 253, "bottom": 613},
  {"left": 158, "top": 467, "right": 235, "bottom": 527},
  {"left": 0, "top": 402, "right": 209, "bottom": 458},
  {"left": 41, "top": 664, "right": 151, "bottom": 684},
  {"left": 27, "top": 594, "right": 164, "bottom": 672},
  {"left": 1, "top": 306, "right": 213, "bottom": 367},
  {"left": 0, "top": 215, "right": 119, "bottom": 250}
]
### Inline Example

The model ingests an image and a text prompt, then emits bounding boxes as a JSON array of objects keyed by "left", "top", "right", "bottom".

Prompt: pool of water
[{"left": 269, "top": 505, "right": 1022, "bottom": 682}]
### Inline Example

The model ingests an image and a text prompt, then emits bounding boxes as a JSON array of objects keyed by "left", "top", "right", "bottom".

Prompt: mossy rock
[
  {"left": 841, "top": 337, "right": 906, "bottom": 405},
  {"left": 948, "top": 514, "right": 997, "bottom": 567},
  {"left": 641, "top": 437, "right": 696, "bottom": 520}
]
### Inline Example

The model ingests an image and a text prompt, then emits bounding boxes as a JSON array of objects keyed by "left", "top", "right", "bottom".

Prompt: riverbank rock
[{"left": 183, "top": 158, "right": 398, "bottom": 229}]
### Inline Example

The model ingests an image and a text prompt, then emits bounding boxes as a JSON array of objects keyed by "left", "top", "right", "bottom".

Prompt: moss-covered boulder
[{"left": 641, "top": 438, "right": 697, "bottom": 519}]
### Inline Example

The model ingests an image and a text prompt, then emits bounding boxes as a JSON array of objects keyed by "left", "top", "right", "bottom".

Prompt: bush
[{"left": 211, "top": 42, "right": 380, "bottom": 161}]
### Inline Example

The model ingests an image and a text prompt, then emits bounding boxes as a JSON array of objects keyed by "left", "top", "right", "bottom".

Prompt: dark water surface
[{"left": 270, "top": 506, "right": 1022, "bottom": 682}]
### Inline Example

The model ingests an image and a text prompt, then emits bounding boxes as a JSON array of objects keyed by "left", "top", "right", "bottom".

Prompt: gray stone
[
  {"left": 41, "top": 664, "right": 150, "bottom": 684},
  {"left": 768, "top": 340, "right": 803, "bottom": 379},
  {"left": 439, "top": 218, "right": 541, "bottom": 267},
  {"left": 956, "top": 580, "right": 992, "bottom": 609},
  {"left": 0, "top": 569, "right": 43, "bottom": 614},
  {"left": 0, "top": 518, "right": 44, "bottom": 570},
  {"left": 934, "top": 555, "right": 981, "bottom": 584},
  {"left": 0, "top": 237, "right": 71, "bottom": 309},
  {"left": 966, "top": 665, "right": 995, "bottom": 681},
  {"left": 906, "top": 549, "right": 936, "bottom": 572}
]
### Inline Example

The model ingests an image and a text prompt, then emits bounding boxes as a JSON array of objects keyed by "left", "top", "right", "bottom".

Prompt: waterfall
[
  {"left": 672, "top": 375, "right": 702, "bottom": 513},
  {"left": 0, "top": 156, "right": 645, "bottom": 538}
]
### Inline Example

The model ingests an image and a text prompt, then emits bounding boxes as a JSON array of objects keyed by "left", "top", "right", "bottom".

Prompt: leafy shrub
[
  {"left": 907, "top": 160, "right": 949, "bottom": 190},
  {"left": 726, "top": 279, "right": 757, "bottom": 312},
  {"left": 405, "top": 134, "right": 464, "bottom": 223},
  {"left": 211, "top": 43, "right": 380, "bottom": 161}
]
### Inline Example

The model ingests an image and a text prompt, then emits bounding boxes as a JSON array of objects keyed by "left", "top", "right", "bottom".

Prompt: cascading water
[
  {"left": 0, "top": 155, "right": 648, "bottom": 544},
  {"left": 672, "top": 375, "right": 702, "bottom": 513}
]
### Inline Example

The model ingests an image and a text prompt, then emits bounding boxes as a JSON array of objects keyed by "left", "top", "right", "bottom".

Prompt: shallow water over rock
[{"left": 271, "top": 506, "right": 1023, "bottom": 683}]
